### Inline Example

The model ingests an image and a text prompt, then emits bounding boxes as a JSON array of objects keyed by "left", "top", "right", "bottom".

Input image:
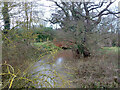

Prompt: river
[{"left": 29, "top": 50, "right": 75, "bottom": 88}]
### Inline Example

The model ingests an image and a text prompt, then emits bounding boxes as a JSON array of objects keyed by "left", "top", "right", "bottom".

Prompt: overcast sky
[
  {"left": 40, "top": 0, "right": 120, "bottom": 19},
  {"left": 40, "top": 0, "right": 120, "bottom": 28},
  {"left": 0, "top": 0, "right": 120, "bottom": 29}
]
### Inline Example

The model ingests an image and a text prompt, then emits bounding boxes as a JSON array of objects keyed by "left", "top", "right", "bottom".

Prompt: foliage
[
  {"left": 1, "top": 28, "right": 72, "bottom": 88},
  {"left": 1, "top": 42, "right": 72, "bottom": 88},
  {"left": 33, "top": 41, "right": 61, "bottom": 51},
  {"left": 2, "top": 27, "right": 39, "bottom": 71},
  {"left": 32, "top": 26, "right": 55, "bottom": 42}
]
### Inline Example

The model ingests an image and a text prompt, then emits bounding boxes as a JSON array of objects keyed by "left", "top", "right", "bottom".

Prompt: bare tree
[{"left": 49, "top": 0, "right": 120, "bottom": 58}]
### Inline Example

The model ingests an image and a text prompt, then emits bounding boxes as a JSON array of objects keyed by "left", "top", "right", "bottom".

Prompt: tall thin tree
[{"left": 2, "top": 2, "right": 10, "bottom": 34}]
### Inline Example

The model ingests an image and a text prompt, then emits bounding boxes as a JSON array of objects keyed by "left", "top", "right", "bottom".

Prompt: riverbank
[
  {"left": 29, "top": 46, "right": 119, "bottom": 88},
  {"left": 53, "top": 47, "right": 119, "bottom": 88},
  {"left": 2, "top": 40, "right": 119, "bottom": 88}
]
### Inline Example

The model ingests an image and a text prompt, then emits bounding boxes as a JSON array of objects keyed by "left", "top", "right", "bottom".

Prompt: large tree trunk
[
  {"left": 82, "top": 32, "right": 91, "bottom": 58},
  {"left": 72, "top": 42, "right": 91, "bottom": 59},
  {"left": 82, "top": 45, "right": 91, "bottom": 58}
]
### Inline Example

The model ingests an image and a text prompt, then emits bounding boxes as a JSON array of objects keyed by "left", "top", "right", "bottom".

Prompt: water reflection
[
  {"left": 30, "top": 57, "right": 66, "bottom": 88},
  {"left": 56, "top": 57, "right": 63, "bottom": 65}
]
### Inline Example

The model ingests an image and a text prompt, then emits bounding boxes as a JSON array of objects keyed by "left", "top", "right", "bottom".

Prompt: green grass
[
  {"left": 101, "top": 47, "right": 119, "bottom": 52},
  {"left": 33, "top": 41, "right": 61, "bottom": 51}
]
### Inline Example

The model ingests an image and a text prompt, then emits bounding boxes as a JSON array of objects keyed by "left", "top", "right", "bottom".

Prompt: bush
[
  {"left": 1, "top": 29, "right": 72, "bottom": 88},
  {"left": 33, "top": 26, "right": 55, "bottom": 42}
]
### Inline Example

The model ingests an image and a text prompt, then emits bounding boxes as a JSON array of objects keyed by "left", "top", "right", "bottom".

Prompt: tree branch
[
  {"left": 96, "top": 1, "right": 114, "bottom": 17},
  {"left": 88, "top": 2, "right": 104, "bottom": 11},
  {"left": 54, "top": 1, "right": 69, "bottom": 18}
]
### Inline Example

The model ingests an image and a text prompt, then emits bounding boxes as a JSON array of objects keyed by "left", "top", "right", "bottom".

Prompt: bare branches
[
  {"left": 50, "top": 0, "right": 120, "bottom": 31},
  {"left": 83, "top": 2, "right": 90, "bottom": 18},
  {"left": 105, "top": 9, "right": 120, "bottom": 18},
  {"left": 95, "top": 1, "right": 114, "bottom": 17},
  {"left": 54, "top": 1, "right": 69, "bottom": 18},
  {"left": 88, "top": 2, "right": 104, "bottom": 11},
  {"left": 91, "top": 1, "right": 120, "bottom": 25}
]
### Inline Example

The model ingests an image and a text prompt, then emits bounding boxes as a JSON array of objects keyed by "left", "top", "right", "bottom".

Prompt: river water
[{"left": 29, "top": 53, "right": 73, "bottom": 88}]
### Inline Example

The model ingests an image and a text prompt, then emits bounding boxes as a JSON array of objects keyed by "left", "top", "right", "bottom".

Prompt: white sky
[
  {"left": 0, "top": 0, "right": 120, "bottom": 29},
  {"left": 39, "top": 0, "right": 119, "bottom": 18}
]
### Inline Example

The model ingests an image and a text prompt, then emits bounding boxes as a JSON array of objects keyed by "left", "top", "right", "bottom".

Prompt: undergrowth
[{"left": 1, "top": 29, "right": 73, "bottom": 89}]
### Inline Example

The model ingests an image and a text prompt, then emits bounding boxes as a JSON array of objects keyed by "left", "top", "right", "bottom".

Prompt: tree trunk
[
  {"left": 2, "top": 2, "right": 10, "bottom": 34},
  {"left": 72, "top": 42, "right": 91, "bottom": 59},
  {"left": 82, "top": 45, "right": 91, "bottom": 58},
  {"left": 82, "top": 38, "right": 91, "bottom": 58}
]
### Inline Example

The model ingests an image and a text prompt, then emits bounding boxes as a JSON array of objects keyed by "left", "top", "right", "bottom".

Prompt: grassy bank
[
  {"left": 33, "top": 41, "right": 61, "bottom": 51},
  {"left": 62, "top": 47, "right": 119, "bottom": 88},
  {"left": 101, "top": 47, "right": 119, "bottom": 52}
]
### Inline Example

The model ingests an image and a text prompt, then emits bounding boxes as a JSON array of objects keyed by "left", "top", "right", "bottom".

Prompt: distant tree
[{"left": 96, "top": 15, "right": 118, "bottom": 47}]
